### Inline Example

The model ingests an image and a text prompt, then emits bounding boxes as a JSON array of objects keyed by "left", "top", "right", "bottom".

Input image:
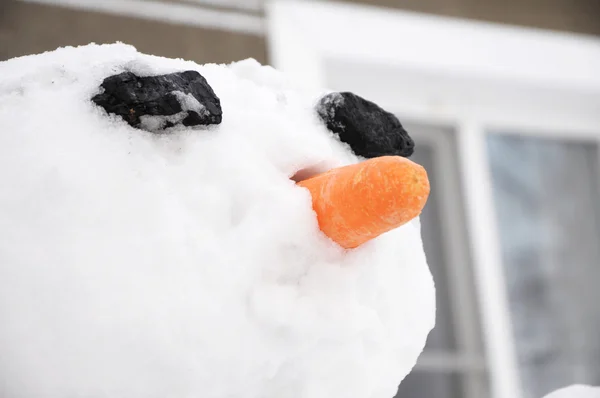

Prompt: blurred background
[{"left": 1, "top": 1, "right": 599, "bottom": 398}]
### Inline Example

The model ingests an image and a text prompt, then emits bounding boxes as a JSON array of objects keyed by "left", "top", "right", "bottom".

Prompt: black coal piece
[
  {"left": 92, "top": 70, "right": 222, "bottom": 131},
  {"left": 316, "top": 92, "right": 414, "bottom": 158}
]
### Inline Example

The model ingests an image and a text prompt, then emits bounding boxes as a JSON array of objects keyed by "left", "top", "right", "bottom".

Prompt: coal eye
[
  {"left": 316, "top": 92, "right": 414, "bottom": 158},
  {"left": 92, "top": 70, "right": 222, "bottom": 132}
]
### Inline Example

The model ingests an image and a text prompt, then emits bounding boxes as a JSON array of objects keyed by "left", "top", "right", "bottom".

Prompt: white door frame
[{"left": 265, "top": 2, "right": 600, "bottom": 398}]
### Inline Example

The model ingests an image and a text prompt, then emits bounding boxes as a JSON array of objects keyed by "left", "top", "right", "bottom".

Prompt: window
[
  {"left": 487, "top": 134, "right": 600, "bottom": 398},
  {"left": 395, "top": 123, "right": 489, "bottom": 398}
]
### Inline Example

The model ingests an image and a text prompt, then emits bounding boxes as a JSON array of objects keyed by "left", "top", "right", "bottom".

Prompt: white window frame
[
  {"left": 265, "top": 2, "right": 600, "bottom": 398},
  {"left": 17, "top": 0, "right": 265, "bottom": 35}
]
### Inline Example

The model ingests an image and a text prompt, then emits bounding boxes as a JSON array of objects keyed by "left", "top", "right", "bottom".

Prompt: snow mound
[
  {"left": 0, "top": 43, "right": 435, "bottom": 398},
  {"left": 544, "top": 385, "right": 600, "bottom": 398}
]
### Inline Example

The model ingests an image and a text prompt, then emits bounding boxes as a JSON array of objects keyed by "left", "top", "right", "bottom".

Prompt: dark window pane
[
  {"left": 390, "top": 123, "right": 488, "bottom": 398},
  {"left": 487, "top": 134, "right": 600, "bottom": 398},
  {"left": 412, "top": 144, "right": 458, "bottom": 351}
]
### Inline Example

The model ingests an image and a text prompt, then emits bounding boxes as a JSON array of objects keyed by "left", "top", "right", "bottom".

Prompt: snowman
[{"left": 0, "top": 43, "right": 435, "bottom": 398}]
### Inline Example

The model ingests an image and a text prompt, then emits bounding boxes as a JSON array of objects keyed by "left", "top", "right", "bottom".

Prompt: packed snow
[
  {"left": 544, "top": 385, "right": 600, "bottom": 398},
  {"left": 0, "top": 43, "right": 435, "bottom": 398}
]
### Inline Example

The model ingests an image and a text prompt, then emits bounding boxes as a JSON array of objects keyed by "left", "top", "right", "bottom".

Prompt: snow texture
[
  {"left": 0, "top": 43, "right": 435, "bottom": 398},
  {"left": 544, "top": 385, "right": 600, "bottom": 398}
]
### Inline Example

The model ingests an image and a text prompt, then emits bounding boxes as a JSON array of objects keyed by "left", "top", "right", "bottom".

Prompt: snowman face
[{"left": 0, "top": 43, "right": 435, "bottom": 398}]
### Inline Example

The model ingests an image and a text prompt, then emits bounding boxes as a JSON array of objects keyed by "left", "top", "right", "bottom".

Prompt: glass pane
[
  {"left": 487, "top": 134, "right": 600, "bottom": 398},
  {"left": 395, "top": 370, "right": 462, "bottom": 398},
  {"left": 411, "top": 144, "right": 457, "bottom": 352},
  {"left": 393, "top": 127, "right": 489, "bottom": 398}
]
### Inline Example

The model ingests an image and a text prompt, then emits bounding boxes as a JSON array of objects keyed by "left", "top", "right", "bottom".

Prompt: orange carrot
[{"left": 297, "top": 156, "right": 430, "bottom": 249}]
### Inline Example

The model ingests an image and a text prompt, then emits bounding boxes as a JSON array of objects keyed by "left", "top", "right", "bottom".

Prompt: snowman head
[{"left": 0, "top": 43, "right": 435, "bottom": 398}]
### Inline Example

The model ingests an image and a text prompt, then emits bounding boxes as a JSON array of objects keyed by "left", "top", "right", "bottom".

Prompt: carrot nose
[{"left": 297, "top": 156, "right": 430, "bottom": 249}]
